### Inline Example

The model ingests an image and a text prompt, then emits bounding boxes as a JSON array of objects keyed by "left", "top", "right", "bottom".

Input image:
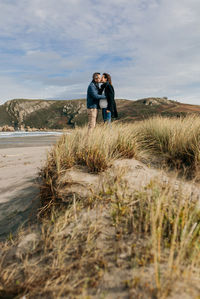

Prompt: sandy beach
[{"left": 0, "top": 135, "right": 60, "bottom": 240}]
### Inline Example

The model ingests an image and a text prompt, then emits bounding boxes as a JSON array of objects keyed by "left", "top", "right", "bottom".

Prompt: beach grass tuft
[
  {"left": 138, "top": 115, "right": 200, "bottom": 176},
  {"left": 40, "top": 115, "right": 200, "bottom": 208}
]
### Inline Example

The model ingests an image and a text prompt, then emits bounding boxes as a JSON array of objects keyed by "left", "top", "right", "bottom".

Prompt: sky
[{"left": 0, "top": 0, "right": 200, "bottom": 105}]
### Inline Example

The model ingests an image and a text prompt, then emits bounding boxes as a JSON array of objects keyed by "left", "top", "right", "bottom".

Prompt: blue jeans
[{"left": 102, "top": 108, "right": 111, "bottom": 123}]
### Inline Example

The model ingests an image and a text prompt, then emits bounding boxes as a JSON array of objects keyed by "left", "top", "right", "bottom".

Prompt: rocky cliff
[
  {"left": 5, "top": 99, "right": 53, "bottom": 126},
  {"left": 0, "top": 99, "right": 87, "bottom": 129}
]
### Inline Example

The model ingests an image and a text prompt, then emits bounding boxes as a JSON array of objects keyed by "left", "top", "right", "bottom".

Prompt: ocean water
[{"left": 0, "top": 131, "right": 64, "bottom": 138}]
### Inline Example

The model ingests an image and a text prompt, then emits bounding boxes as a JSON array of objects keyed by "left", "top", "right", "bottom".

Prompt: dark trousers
[{"left": 102, "top": 108, "right": 111, "bottom": 123}]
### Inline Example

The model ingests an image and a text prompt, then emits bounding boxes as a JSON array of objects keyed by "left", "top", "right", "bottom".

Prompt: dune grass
[
  {"left": 104, "top": 176, "right": 200, "bottom": 298},
  {"left": 1, "top": 116, "right": 200, "bottom": 298},
  {"left": 138, "top": 115, "right": 200, "bottom": 176},
  {"left": 40, "top": 115, "right": 200, "bottom": 208},
  {"left": 0, "top": 177, "right": 199, "bottom": 298},
  {"left": 46, "top": 114, "right": 200, "bottom": 176},
  {"left": 53, "top": 123, "right": 139, "bottom": 171},
  {"left": 40, "top": 123, "right": 139, "bottom": 208}
]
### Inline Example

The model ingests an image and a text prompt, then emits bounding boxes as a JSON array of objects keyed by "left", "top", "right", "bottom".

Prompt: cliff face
[
  {"left": 0, "top": 99, "right": 87, "bottom": 129},
  {"left": 5, "top": 99, "right": 54, "bottom": 128},
  {"left": 6, "top": 99, "right": 53, "bottom": 123}
]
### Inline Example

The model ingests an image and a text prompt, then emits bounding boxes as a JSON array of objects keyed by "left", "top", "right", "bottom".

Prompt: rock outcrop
[
  {"left": 141, "top": 97, "right": 172, "bottom": 106},
  {"left": 5, "top": 99, "right": 54, "bottom": 128},
  {"left": 0, "top": 125, "right": 15, "bottom": 132},
  {"left": 0, "top": 99, "right": 87, "bottom": 129},
  {"left": 63, "top": 102, "right": 85, "bottom": 127}
]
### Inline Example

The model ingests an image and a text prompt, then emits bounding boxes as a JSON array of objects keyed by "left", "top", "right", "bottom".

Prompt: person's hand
[{"left": 106, "top": 110, "right": 110, "bottom": 113}]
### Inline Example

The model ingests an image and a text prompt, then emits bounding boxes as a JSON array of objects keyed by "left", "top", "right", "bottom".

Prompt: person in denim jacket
[{"left": 87, "top": 72, "right": 106, "bottom": 132}]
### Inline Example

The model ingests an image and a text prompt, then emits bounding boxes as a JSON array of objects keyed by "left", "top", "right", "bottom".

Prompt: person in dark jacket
[
  {"left": 87, "top": 72, "right": 106, "bottom": 132},
  {"left": 100, "top": 73, "right": 118, "bottom": 123}
]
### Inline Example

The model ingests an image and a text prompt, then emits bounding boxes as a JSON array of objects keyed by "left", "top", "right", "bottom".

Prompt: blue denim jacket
[{"left": 87, "top": 81, "right": 106, "bottom": 109}]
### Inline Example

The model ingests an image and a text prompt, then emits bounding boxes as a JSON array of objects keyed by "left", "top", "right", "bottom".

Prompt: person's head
[
  {"left": 101, "top": 73, "right": 112, "bottom": 85},
  {"left": 92, "top": 72, "right": 101, "bottom": 83}
]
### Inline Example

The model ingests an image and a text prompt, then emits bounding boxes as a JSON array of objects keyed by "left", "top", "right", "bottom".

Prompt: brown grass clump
[
  {"left": 107, "top": 178, "right": 200, "bottom": 297},
  {"left": 40, "top": 116, "right": 200, "bottom": 209},
  {"left": 0, "top": 176, "right": 199, "bottom": 298},
  {"left": 138, "top": 115, "right": 200, "bottom": 176},
  {"left": 40, "top": 123, "right": 139, "bottom": 208},
  {"left": 0, "top": 201, "right": 107, "bottom": 298}
]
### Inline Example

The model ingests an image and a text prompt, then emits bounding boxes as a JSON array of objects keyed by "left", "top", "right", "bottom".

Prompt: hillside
[
  {"left": 117, "top": 97, "right": 200, "bottom": 122},
  {"left": 0, "top": 97, "right": 200, "bottom": 130},
  {"left": 0, "top": 99, "right": 86, "bottom": 130}
]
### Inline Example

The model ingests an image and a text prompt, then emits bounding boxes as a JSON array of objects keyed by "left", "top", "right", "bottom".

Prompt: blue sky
[{"left": 0, "top": 0, "right": 200, "bottom": 105}]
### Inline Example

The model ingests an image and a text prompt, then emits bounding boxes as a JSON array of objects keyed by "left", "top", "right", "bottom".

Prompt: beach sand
[
  {"left": 0, "top": 135, "right": 60, "bottom": 240},
  {"left": 0, "top": 135, "right": 60, "bottom": 149}
]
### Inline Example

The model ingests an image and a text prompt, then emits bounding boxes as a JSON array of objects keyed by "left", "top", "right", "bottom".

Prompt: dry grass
[
  {"left": 0, "top": 202, "right": 106, "bottom": 298},
  {"left": 40, "top": 115, "right": 200, "bottom": 208},
  {"left": 1, "top": 116, "right": 200, "bottom": 298},
  {"left": 0, "top": 175, "right": 199, "bottom": 298},
  {"left": 107, "top": 177, "right": 200, "bottom": 298},
  {"left": 45, "top": 114, "right": 200, "bottom": 175},
  {"left": 40, "top": 123, "right": 139, "bottom": 208},
  {"left": 138, "top": 115, "right": 200, "bottom": 177}
]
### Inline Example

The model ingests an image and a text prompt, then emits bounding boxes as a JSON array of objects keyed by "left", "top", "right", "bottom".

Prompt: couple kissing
[{"left": 87, "top": 72, "right": 118, "bottom": 131}]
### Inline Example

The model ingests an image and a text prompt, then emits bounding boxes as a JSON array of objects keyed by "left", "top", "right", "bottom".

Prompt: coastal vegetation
[
  {"left": 41, "top": 115, "right": 200, "bottom": 184},
  {"left": 0, "top": 115, "right": 200, "bottom": 298}
]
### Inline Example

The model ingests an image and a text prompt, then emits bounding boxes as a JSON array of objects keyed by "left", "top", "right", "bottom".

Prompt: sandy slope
[
  {"left": 53, "top": 160, "right": 200, "bottom": 298},
  {"left": 0, "top": 146, "right": 200, "bottom": 297},
  {"left": 1, "top": 140, "right": 199, "bottom": 242},
  {"left": 0, "top": 146, "right": 51, "bottom": 240}
]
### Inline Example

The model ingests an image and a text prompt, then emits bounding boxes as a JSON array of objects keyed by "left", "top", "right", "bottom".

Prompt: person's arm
[{"left": 88, "top": 83, "right": 106, "bottom": 100}]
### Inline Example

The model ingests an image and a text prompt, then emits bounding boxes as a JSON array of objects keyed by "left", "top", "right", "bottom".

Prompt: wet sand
[
  {"left": 0, "top": 135, "right": 60, "bottom": 149},
  {"left": 0, "top": 135, "right": 60, "bottom": 240}
]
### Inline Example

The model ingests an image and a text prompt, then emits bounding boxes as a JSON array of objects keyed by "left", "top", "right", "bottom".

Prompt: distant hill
[
  {"left": 116, "top": 97, "right": 200, "bottom": 122},
  {"left": 0, "top": 97, "right": 200, "bottom": 130},
  {"left": 0, "top": 99, "right": 86, "bottom": 130}
]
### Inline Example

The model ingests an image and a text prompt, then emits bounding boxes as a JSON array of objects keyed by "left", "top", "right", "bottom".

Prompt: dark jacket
[
  {"left": 100, "top": 82, "right": 118, "bottom": 118},
  {"left": 87, "top": 81, "right": 106, "bottom": 109}
]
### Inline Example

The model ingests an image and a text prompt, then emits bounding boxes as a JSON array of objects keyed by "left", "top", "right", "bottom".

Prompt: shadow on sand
[{"left": 0, "top": 177, "right": 41, "bottom": 241}]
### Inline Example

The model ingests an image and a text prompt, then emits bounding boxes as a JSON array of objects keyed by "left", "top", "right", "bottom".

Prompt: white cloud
[{"left": 0, "top": 0, "right": 200, "bottom": 104}]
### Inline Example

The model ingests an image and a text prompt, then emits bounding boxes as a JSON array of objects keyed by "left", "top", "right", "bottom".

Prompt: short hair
[{"left": 92, "top": 72, "right": 100, "bottom": 80}]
